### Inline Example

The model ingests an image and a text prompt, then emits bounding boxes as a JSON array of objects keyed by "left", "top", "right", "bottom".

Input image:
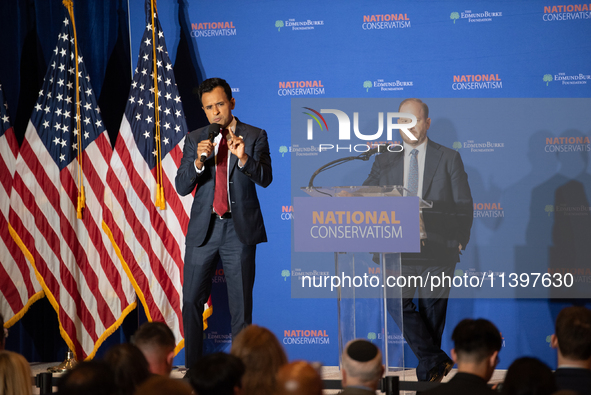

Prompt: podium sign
[{"left": 294, "top": 196, "right": 420, "bottom": 253}]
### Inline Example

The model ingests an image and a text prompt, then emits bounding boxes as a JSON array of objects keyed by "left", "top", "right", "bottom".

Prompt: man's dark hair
[
  {"left": 452, "top": 318, "right": 502, "bottom": 361},
  {"left": 555, "top": 306, "right": 591, "bottom": 360},
  {"left": 58, "top": 360, "right": 116, "bottom": 395},
  {"left": 188, "top": 352, "right": 245, "bottom": 395},
  {"left": 198, "top": 78, "right": 233, "bottom": 102},
  {"left": 103, "top": 343, "right": 151, "bottom": 395},
  {"left": 132, "top": 322, "right": 175, "bottom": 350},
  {"left": 501, "top": 357, "right": 556, "bottom": 395}
]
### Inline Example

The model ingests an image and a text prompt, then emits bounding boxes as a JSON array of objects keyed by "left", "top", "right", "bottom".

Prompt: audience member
[
  {"left": 133, "top": 375, "right": 192, "bottom": 395},
  {"left": 421, "top": 318, "right": 502, "bottom": 395},
  {"left": 551, "top": 306, "right": 591, "bottom": 395},
  {"left": 501, "top": 357, "right": 556, "bottom": 395},
  {"left": 276, "top": 361, "right": 323, "bottom": 395},
  {"left": 188, "top": 352, "right": 244, "bottom": 395},
  {"left": 0, "top": 350, "right": 32, "bottom": 395},
  {"left": 132, "top": 322, "right": 175, "bottom": 376},
  {"left": 340, "top": 339, "right": 384, "bottom": 395},
  {"left": 104, "top": 343, "right": 152, "bottom": 395},
  {"left": 58, "top": 360, "right": 116, "bottom": 395},
  {"left": 230, "top": 324, "right": 288, "bottom": 395}
]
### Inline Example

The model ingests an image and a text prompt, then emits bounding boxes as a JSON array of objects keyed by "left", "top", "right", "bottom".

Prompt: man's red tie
[{"left": 213, "top": 129, "right": 229, "bottom": 216}]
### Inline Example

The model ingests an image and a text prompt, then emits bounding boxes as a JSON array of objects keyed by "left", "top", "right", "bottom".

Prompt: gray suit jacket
[
  {"left": 175, "top": 118, "right": 272, "bottom": 246},
  {"left": 363, "top": 139, "right": 473, "bottom": 263}
]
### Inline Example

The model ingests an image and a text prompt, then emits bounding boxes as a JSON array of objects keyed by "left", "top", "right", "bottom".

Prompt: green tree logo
[
  {"left": 545, "top": 205, "right": 554, "bottom": 216},
  {"left": 275, "top": 20, "right": 284, "bottom": 32},
  {"left": 546, "top": 335, "right": 552, "bottom": 346},
  {"left": 279, "top": 146, "right": 288, "bottom": 157},
  {"left": 454, "top": 269, "right": 464, "bottom": 277},
  {"left": 450, "top": 12, "right": 460, "bottom": 23},
  {"left": 367, "top": 332, "right": 377, "bottom": 342},
  {"left": 282, "top": 270, "right": 290, "bottom": 281},
  {"left": 363, "top": 81, "right": 372, "bottom": 92},
  {"left": 453, "top": 141, "right": 462, "bottom": 151},
  {"left": 543, "top": 74, "right": 553, "bottom": 86}
]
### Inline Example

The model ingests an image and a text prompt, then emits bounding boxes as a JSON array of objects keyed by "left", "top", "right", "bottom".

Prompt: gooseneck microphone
[{"left": 200, "top": 123, "right": 222, "bottom": 163}]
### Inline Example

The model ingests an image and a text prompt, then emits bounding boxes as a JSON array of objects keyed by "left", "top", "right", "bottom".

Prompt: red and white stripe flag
[
  {"left": 102, "top": 1, "right": 210, "bottom": 352},
  {"left": 8, "top": 6, "right": 136, "bottom": 359},
  {"left": 0, "top": 83, "right": 44, "bottom": 327}
]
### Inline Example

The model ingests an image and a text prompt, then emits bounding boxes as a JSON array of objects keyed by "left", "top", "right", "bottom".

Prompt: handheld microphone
[{"left": 200, "top": 123, "right": 222, "bottom": 163}]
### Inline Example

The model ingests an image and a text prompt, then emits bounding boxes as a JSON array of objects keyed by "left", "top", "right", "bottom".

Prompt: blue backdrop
[{"left": 1, "top": 0, "right": 590, "bottom": 371}]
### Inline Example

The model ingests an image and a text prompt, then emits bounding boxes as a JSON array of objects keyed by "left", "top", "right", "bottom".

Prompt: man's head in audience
[
  {"left": 451, "top": 318, "right": 502, "bottom": 382},
  {"left": 276, "top": 361, "right": 323, "bottom": 395},
  {"left": 341, "top": 339, "right": 384, "bottom": 391},
  {"left": 132, "top": 322, "right": 176, "bottom": 376},
  {"left": 188, "top": 352, "right": 245, "bottom": 395},
  {"left": 58, "top": 360, "right": 116, "bottom": 395},
  {"left": 551, "top": 306, "right": 591, "bottom": 369},
  {"left": 0, "top": 312, "right": 5, "bottom": 350},
  {"left": 135, "top": 375, "right": 193, "bottom": 395}
]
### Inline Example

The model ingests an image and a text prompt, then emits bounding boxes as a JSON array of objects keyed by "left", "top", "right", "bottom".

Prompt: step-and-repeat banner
[
  {"left": 131, "top": 0, "right": 591, "bottom": 368},
  {"left": 2, "top": 0, "right": 588, "bottom": 368}
]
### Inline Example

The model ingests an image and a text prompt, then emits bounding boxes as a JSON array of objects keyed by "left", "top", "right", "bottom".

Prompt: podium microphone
[{"left": 200, "top": 123, "right": 222, "bottom": 163}]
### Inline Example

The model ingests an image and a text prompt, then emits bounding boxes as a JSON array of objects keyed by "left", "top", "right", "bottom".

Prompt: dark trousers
[
  {"left": 182, "top": 216, "right": 256, "bottom": 369},
  {"left": 387, "top": 262, "right": 455, "bottom": 381}
]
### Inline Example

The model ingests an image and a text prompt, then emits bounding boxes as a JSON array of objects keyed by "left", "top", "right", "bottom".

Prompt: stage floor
[{"left": 30, "top": 363, "right": 507, "bottom": 394}]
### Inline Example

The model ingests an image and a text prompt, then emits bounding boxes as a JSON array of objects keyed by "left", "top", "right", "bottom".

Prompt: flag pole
[
  {"left": 63, "top": 0, "right": 85, "bottom": 219},
  {"left": 150, "top": 0, "right": 165, "bottom": 210}
]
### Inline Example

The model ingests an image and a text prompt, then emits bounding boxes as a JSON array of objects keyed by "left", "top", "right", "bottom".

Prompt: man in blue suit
[
  {"left": 175, "top": 78, "right": 272, "bottom": 369},
  {"left": 363, "top": 98, "right": 473, "bottom": 382}
]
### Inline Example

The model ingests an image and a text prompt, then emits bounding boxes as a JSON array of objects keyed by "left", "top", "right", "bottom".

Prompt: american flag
[
  {"left": 8, "top": 10, "right": 136, "bottom": 360},
  {"left": 102, "top": 1, "right": 210, "bottom": 352},
  {"left": 0, "top": 83, "right": 44, "bottom": 327}
]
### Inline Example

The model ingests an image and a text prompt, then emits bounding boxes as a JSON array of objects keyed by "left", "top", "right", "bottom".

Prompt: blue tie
[{"left": 408, "top": 149, "right": 419, "bottom": 196}]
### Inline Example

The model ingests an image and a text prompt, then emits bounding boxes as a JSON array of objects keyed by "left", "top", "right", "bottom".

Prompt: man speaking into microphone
[{"left": 175, "top": 78, "right": 272, "bottom": 369}]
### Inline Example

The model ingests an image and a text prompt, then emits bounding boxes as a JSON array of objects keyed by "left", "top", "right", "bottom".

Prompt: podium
[{"left": 295, "top": 185, "right": 432, "bottom": 377}]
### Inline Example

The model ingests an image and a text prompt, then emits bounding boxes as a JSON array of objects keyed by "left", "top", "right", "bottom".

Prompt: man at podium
[{"left": 363, "top": 98, "right": 473, "bottom": 382}]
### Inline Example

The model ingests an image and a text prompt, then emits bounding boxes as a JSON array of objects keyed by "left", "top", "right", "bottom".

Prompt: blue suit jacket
[
  {"left": 363, "top": 139, "right": 473, "bottom": 263},
  {"left": 175, "top": 118, "right": 272, "bottom": 246}
]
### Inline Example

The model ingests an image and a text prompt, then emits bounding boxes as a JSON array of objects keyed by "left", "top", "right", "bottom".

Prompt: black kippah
[{"left": 347, "top": 340, "right": 378, "bottom": 362}]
